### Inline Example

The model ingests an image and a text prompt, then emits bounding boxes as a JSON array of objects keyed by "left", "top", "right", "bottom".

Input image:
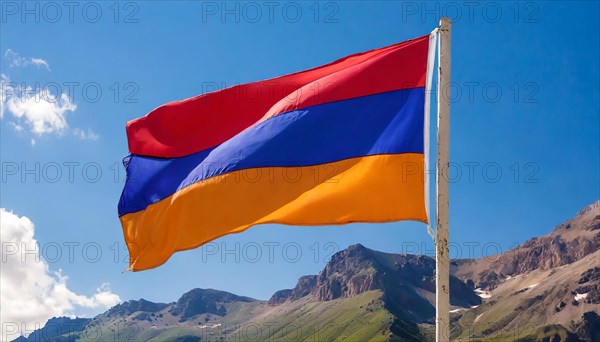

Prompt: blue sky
[{"left": 1, "top": 0, "right": 598, "bottom": 326}]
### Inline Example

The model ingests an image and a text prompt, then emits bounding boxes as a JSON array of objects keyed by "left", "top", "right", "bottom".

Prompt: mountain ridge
[
  {"left": 452, "top": 200, "right": 600, "bottom": 290},
  {"left": 14, "top": 200, "right": 600, "bottom": 342}
]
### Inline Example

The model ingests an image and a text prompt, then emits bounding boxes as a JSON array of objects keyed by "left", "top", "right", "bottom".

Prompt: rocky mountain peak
[
  {"left": 338, "top": 242, "right": 371, "bottom": 257},
  {"left": 169, "top": 288, "right": 256, "bottom": 322},
  {"left": 454, "top": 200, "right": 600, "bottom": 290},
  {"left": 577, "top": 200, "right": 600, "bottom": 217},
  {"left": 268, "top": 275, "right": 317, "bottom": 305},
  {"left": 269, "top": 243, "right": 481, "bottom": 319},
  {"left": 17, "top": 316, "right": 90, "bottom": 342},
  {"left": 106, "top": 298, "right": 168, "bottom": 317},
  {"left": 554, "top": 200, "right": 600, "bottom": 233}
]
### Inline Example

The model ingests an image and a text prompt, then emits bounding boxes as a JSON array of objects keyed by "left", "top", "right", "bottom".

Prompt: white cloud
[
  {"left": 4, "top": 49, "right": 51, "bottom": 71},
  {"left": 73, "top": 128, "right": 99, "bottom": 141},
  {"left": 0, "top": 209, "right": 121, "bottom": 341},
  {"left": 6, "top": 88, "right": 76, "bottom": 135},
  {"left": 8, "top": 121, "right": 23, "bottom": 133},
  {"left": 1, "top": 73, "right": 12, "bottom": 119},
  {"left": 1, "top": 73, "right": 77, "bottom": 136},
  {"left": 2, "top": 73, "right": 99, "bottom": 143}
]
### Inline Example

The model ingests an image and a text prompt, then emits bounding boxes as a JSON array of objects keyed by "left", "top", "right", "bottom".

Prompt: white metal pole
[{"left": 436, "top": 17, "right": 451, "bottom": 342}]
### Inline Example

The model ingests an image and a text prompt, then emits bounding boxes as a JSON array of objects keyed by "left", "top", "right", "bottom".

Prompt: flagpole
[{"left": 436, "top": 17, "right": 451, "bottom": 342}]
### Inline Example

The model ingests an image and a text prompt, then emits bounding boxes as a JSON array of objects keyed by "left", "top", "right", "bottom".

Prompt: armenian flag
[{"left": 118, "top": 34, "right": 433, "bottom": 271}]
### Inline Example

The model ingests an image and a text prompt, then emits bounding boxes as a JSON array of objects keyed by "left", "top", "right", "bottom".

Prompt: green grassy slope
[{"left": 73, "top": 291, "right": 429, "bottom": 342}]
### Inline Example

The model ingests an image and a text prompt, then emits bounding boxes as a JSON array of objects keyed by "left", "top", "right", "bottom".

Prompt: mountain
[
  {"left": 453, "top": 200, "right": 600, "bottom": 290},
  {"left": 267, "top": 244, "right": 480, "bottom": 320},
  {"left": 451, "top": 201, "right": 600, "bottom": 341},
  {"left": 13, "top": 248, "right": 480, "bottom": 342},
  {"left": 14, "top": 201, "right": 600, "bottom": 342},
  {"left": 13, "top": 317, "right": 90, "bottom": 342}
]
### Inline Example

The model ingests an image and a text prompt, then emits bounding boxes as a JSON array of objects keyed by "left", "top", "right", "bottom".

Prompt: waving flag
[{"left": 119, "top": 34, "right": 432, "bottom": 271}]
